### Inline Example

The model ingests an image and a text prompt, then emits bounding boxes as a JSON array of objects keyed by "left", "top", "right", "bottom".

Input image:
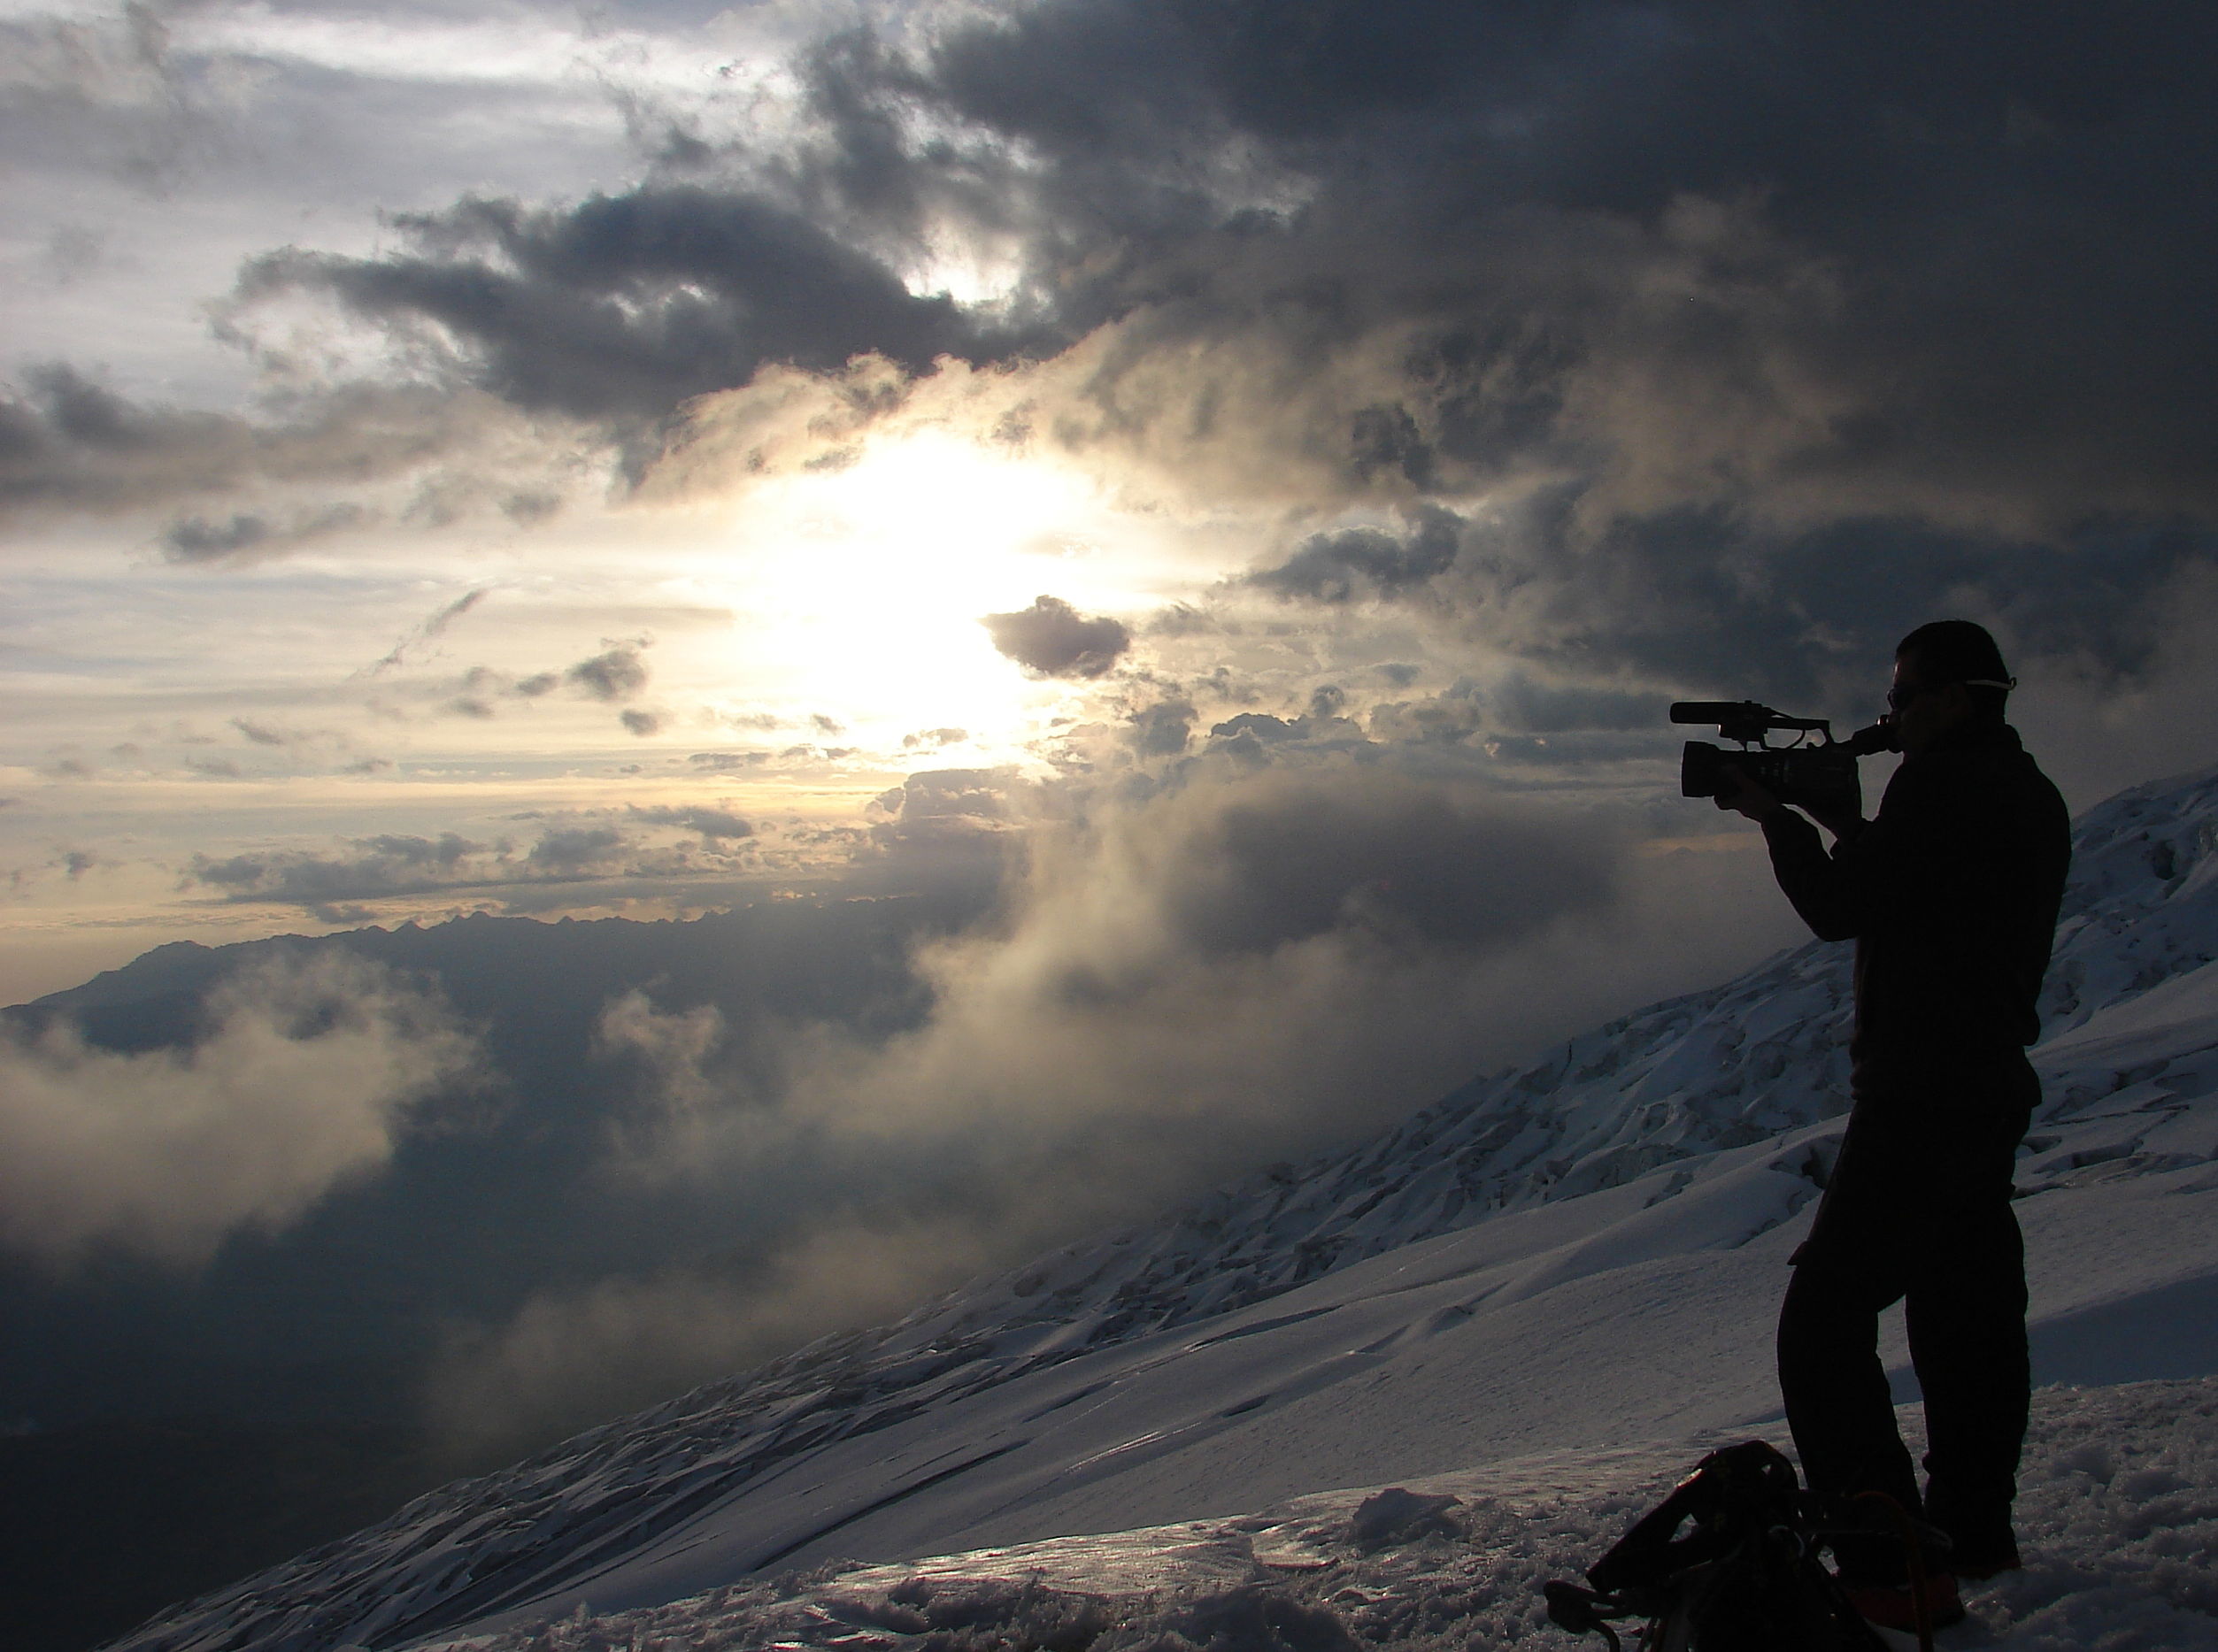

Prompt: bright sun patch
[{"left": 723, "top": 434, "right": 1141, "bottom": 750}]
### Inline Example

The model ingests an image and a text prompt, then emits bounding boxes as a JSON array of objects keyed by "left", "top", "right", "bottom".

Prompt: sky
[
  {"left": 10, "top": 0, "right": 2218, "bottom": 1453},
  {"left": 10, "top": 0, "right": 2218, "bottom": 1006}
]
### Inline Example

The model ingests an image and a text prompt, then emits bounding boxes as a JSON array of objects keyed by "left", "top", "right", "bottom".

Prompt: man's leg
[
  {"left": 1906, "top": 1063, "right": 2037, "bottom": 1574},
  {"left": 1905, "top": 1197, "right": 2030, "bottom": 1573},
  {"left": 1777, "top": 1256, "right": 1921, "bottom": 1581}
]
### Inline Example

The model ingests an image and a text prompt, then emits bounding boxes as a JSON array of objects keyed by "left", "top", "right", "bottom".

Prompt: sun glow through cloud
[{"left": 722, "top": 434, "right": 1142, "bottom": 749}]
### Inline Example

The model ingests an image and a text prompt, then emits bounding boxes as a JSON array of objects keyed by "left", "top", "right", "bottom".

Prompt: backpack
[{"left": 1542, "top": 1441, "right": 1888, "bottom": 1652}]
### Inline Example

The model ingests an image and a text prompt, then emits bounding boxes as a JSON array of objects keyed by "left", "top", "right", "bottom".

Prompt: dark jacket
[{"left": 1760, "top": 723, "right": 2070, "bottom": 1097}]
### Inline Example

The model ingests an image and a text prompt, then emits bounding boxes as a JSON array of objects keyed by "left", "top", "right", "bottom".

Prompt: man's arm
[{"left": 1714, "top": 769, "right": 1868, "bottom": 941}]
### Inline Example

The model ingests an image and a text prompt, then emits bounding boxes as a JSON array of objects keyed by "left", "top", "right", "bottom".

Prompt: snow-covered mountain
[{"left": 110, "top": 765, "right": 2218, "bottom": 1652}]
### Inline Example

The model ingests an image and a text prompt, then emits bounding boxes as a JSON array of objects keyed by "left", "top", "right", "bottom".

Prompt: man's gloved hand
[
  {"left": 1713, "top": 765, "right": 1784, "bottom": 823},
  {"left": 1715, "top": 765, "right": 1866, "bottom": 842}
]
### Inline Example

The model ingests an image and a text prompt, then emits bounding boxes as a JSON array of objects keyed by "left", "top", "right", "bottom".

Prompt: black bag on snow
[{"left": 1541, "top": 1441, "right": 1885, "bottom": 1652}]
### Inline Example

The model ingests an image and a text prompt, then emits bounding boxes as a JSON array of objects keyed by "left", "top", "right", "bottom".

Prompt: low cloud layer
[
  {"left": 793, "top": 762, "right": 1647, "bottom": 1185},
  {"left": 424, "top": 1216, "right": 1000, "bottom": 1459},
  {"left": 0, "top": 952, "right": 478, "bottom": 1267},
  {"left": 186, "top": 815, "right": 759, "bottom": 923},
  {"left": 418, "top": 753, "right": 1804, "bottom": 1449}
]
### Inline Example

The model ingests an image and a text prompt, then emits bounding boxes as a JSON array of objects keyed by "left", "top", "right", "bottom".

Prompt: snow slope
[
  {"left": 108, "top": 765, "right": 2218, "bottom": 1652},
  {"left": 415, "top": 1377, "right": 2218, "bottom": 1652}
]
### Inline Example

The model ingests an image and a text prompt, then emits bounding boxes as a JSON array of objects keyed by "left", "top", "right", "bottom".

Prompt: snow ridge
[{"left": 104, "top": 763, "right": 2218, "bottom": 1652}]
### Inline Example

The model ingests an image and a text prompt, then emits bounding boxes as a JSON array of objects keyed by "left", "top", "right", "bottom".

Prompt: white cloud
[{"left": 0, "top": 949, "right": 480, "bottom": 1266}]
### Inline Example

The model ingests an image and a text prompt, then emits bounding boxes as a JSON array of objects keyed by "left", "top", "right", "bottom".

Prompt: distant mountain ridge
[{"left": 107, "top": 763, "right": 2218, "bottom": 1652}]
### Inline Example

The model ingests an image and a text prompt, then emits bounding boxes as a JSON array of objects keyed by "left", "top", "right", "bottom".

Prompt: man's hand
[
  {"left": 1713, "top": 765, "right": 1783, "bottom": 822},
  {"left": 1714, "top": 765, "right": 1868, "bottom": 841},
  {"left": 1804, "top": 798, "right": 1868, "bottom": 843}
]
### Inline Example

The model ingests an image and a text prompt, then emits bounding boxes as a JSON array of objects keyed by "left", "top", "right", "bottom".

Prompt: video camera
[{"left": 1671, "top": 701, "right": 1896, "bottom": 818}]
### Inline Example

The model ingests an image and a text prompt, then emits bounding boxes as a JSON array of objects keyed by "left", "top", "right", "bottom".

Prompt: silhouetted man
[{"left": 1716, "top": 620, "right": 2069, "bottom": 1631}]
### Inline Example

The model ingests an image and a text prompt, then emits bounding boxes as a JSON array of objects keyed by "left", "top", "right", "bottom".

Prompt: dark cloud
[
  {"left": 689, "top": 751, "right": 769, "bottom": 771},
  {"left": 874, "top": 769, "right": 1014, "bottom": 835},
  {"left": 903, "top": 727, "right": 969, "bottom": 749},
  {"left": 1153, "top": 769, "right": 1614, "bottom": 958},
  {"left": 855, "top": 768, "right": 1027, "bottom": 904},
  {"left": 982, "top": 595, "right": 1132, "bottom": 679},
  {"left": 1211, "top": 712, "right": 1301, "bottom": 746},
  {"left": 1128, "top": 699, "right": 1195, "bottom": 757},
  {"left": 190, "top": 833, "right": 486, "bottom": 920},
  {"left": 1489, "top": 671, "right": 1671, "bottom": 734},
  {"left": 222, "top": 717, "right": 344, "bottom": 753},
  {"left": 1438, "top": 498, "right": 2218, "bottom": 719},
  {"left": 1249, "top": 508, "right": 1461, "bottom": 604},
  {"left": 419, "top": 649, "right": 678, "bottom": 719},
  {"left": 0, "top": 0, "right": 224, "bottom": 189},
  {"left": 368, "top": 589, "right": 489, "bottom": 675},
  {"left": 0, "top": 366, "right": 543, "bottom": 524},
  {"left": 1202, "top": 709, "right": 1368, "bottom": 765},
  {"left": 185, "top": 815, "right": 760, "bottom": 922},
  {"left": 631, "top": 805, "right": 754, "bottom": 841},
  {"left": 1229, "top": 476, "right": 2218, "bottom": 730},
  {"left": 159, "top": 502, "right": 368, "bottom": 565},
  {"left": 893, "top": 0, "right": 2218, "bottom": 511},
  {"left": 566, "top": 642, "right": 651, "bottom": 703},
  {"left": 720, "top": 1, "right": 2218, "bottom": 703},
  {"left": 1362, "top": 685, "right": 1486, "bottom": 749},
  {"left": 501, "top": 490, "right": 564, "bottom": 526},
  {"left": 526, "top": 827, "right": 628, "bottom": 873},
  {"left": 234, "top": 188, "right": 1035, "bottom": 421}
]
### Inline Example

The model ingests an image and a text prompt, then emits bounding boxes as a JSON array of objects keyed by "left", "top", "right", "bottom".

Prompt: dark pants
[{"left": 1776, "top": 1059, "right": 2037, "bottom": 1581}]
